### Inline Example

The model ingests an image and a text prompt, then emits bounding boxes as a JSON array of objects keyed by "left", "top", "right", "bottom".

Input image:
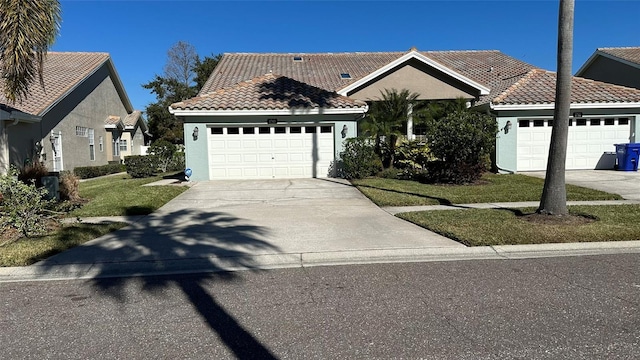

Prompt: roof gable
[
  {"left": 0, "top": 52, "right": 133, "bottom": 116},
  {"left": 337, "top": 50, "right": 490, "bottom": 97},
  {"left": 171, "top": 73, "right": 368, "bottom": 116},
  {"left": 576, "top": 47, "right": 640, "bottom": 76},
  {"left": 491, "top": 69, "right": 640, "bottom": 109}
]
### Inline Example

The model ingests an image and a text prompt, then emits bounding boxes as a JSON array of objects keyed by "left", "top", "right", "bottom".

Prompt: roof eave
[
  {"left": 490, "top": 102, "right": 640, "bottom": 111},
  {"left": 337, "top": 50, "right": 491, "bottom": 97},
  {"left": 169, "top": 107, "right": 369, "bottom": 117}
]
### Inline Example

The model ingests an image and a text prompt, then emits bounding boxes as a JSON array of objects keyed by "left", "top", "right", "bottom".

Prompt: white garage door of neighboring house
[
  {"left": 517, "top": 117, "right": 632, "bottom": 171},
  {"left": 207, "top": 125, "right": 334, "bottom": 179}
]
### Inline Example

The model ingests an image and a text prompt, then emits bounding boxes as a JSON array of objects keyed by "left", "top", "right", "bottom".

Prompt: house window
[
  {"left": 76, "top": 126, "right": 88, "bottom": 137},
  {"left": 119, "top": 139, "right": 128, "bottom": 151},
  {"left": 320, "top": 126, "right": 332, "bottom": 133},
  {"left": 211, "top": 128, "right": 223, "bottom": 135},
  {"left": 590, "top": 119, "right": 601, "bottom": 126},
  {"left": 576, "top": 119, "right": 587, "bottom": 126},
  {"left": 518, "top": 120, "right": 530, "bottom": 128},
  {"left": 290, "top": 126, "right": 302, "bottom": 133},
  {"left": 258, "top": 127, "right": 271, "bottom": 134},
  {"left": 88, "top": 129, "right": 95, "bottom": 161},
  {"left": 274, "top": 127, "right": 286, "bottom": 134},
  {"left": 99, "top": 136, "right": 104, "bottom": 152},
  {"left": 533, "top": 120, "right": 544, "bottom": 127},
  {"left": 243, "top": 127, "right": 255, "bottom": 134},
  {"left": 619, "top": 118, "right": 629, "bottom": 125},
  {"left": 340, "top": 73, "right": 352, "bottom": 79},
  {"left": 604, "top": 118, "right": 615, "bottom": 126},
  {"left": 227, "top": 127, "right": 240, "bottom": 135}
]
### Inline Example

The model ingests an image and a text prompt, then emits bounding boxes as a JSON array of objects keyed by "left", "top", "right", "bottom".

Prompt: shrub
[
  {"left": 148, "top": 140, "right": 177, "bottom": 173},
  {"left": 377, "top": 167, "right": 401, "bottom": 179},
  {"left": 59, "top": 171, "right": 81, "bottom": 202},
  {"left": 125, "top": 155, "right": 159, "bottom": 178},
  {"left": 394, "top": 140, "right": 432, "bottom": 170},
  {"left": 337, "top": 137, "right": 383, "bottom": 179},
  {"left": 74, "top": 163, "right": 125, "bottom": 179},
  {"left": 167, "top": 151, "right": 185, "bottom": 172},
  {"left": 426, "top": 110, "right": 497, "bottom": 184},
  {"left": 0, "top": 167, "right": 55, "bottom": 238},
  {"left": 18, "top": 161, "right": 49, "bottom": 187}
]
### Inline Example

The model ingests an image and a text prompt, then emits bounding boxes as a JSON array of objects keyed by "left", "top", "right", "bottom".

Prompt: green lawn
[
  {"left": 70, "top": 174, "right": 188, "bottom": 217},
  {"left": 0, "top": 223, "right": 127, "bottom": 266},
  {"left": 398, "top": 205, "right": 640, "bottom": 246},
  {"left": 351, "top": 173, "right": 621, "bottom": 207},
  {"left": 1, "top": 174, "right": 188, "bottom": 267}
]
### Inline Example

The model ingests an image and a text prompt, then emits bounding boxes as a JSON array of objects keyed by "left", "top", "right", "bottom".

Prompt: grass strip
[
  {"left": 397, "top": 205, "right": 640, "bottom": 246},
  {"left": 0, "top": 223, "right": 127, "bottom": 267},
  {"left": 352, "top": 173, "right": 620, "bottom": 207},
  {"left": 71, "top": 174, "right": 188, "bottom": 217}
]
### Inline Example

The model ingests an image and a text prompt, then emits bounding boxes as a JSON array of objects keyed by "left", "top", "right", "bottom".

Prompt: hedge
[{"left": 74, "top": 163, "right": 125, "bottom": 179}]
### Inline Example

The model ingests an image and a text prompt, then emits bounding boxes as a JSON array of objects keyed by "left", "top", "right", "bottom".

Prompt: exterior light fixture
[
  {"left": 341, "top": 125, "right": 348, "bottom": 138},
  {"left": 503, "top": 121, "right": 512, "bottom": 134},
  {"left": 192, "top": 126, "right": 199, "bottom": 141}
]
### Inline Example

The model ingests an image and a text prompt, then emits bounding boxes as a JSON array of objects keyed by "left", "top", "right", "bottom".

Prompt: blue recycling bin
[{"left": 615, "top": 143, "right": 640, "bottom": 171}]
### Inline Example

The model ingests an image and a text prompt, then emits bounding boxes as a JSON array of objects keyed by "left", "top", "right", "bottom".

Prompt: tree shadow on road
[{"left": 37, "top": 207, "right": 281, "bottom": 359}]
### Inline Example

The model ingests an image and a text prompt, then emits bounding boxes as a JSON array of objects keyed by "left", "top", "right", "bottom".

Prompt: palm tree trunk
[{"left": 538, "top": 0, "right": 574, "bottom": 215}]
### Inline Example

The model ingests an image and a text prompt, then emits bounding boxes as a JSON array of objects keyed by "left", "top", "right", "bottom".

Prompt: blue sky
[{"left": 53, "top": 0, "right": 640, "bottom": 112}]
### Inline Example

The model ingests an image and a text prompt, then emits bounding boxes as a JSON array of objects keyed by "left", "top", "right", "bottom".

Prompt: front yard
[
  {"left": 353, "top": 173, "right": 640, "bottom": 246},
  {"left": 0, "top": 174, "right": 188, "bottom": 267}
]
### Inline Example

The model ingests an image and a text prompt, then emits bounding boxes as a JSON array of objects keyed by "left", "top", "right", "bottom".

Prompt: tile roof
[
  {"left": 598, "top": 47, "right": 640, "bottom": 66},
  {"left": 0, "top": 52, "right": 111, "bottom": 116},
  {"left": 200, "top": 50, "right": 537, "bottom": 106},
  {"left": 172, "top": 73, "right": 367, "bottom": 111},
  {"left": 104, "top": 115, "right": 122, "bottom": 126},
  {"left": 123, "top": 110, "right": 142, "bottom": 127},
  {"left": 195, "top": 49, "right": 640, "bottom": 110},
  {"left": 492, "top": 69, "right": 640, "bottom": 105}
]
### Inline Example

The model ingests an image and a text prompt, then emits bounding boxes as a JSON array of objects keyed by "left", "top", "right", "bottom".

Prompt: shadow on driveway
[{"left": 37, "top": 207, "right": 280, "bottom": 359}]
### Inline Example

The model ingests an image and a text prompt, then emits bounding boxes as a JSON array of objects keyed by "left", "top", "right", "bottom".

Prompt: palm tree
[
  {"left": 363, "top": 88, "right": 419, "bottom": 167},
  {"left": 0, "top": 0, "right": 61, "bottom": 103},
  {"left": 538, "top": 0, "right": 574, "bottom": 216}
]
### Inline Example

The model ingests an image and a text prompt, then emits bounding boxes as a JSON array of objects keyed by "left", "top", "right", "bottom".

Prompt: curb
[{"left": 2, "top": 241, "right": 640, "bottom": 283}]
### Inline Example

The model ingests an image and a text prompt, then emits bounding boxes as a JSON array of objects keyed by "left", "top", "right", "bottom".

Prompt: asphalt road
[{"left": 2, "top": 254, "right": 639, "bottom": 359}]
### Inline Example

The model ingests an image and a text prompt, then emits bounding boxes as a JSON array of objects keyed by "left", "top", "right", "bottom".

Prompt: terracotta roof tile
[
  {"left": 172, "top": 73, "right": 367, "bottom": 111},
  {"left": 200, "top": 50, "right": 537, "bottom": 106},
  {"left": 0, "top": 52, "right": 111, "bottom": 116},
  {"left": 598, "top": 47, "right": 640, "bottom": 66},
  {"left": 104, "top": 115, "right": 121, "bottom": 125},
  {"left": 123, "top": 110, "right": 142, "bottom": 127},
  {"left": 492, "top": 69, "right": 640, "bottom": 105}
]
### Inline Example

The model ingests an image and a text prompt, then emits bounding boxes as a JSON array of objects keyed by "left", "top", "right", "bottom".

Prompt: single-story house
[
  {"left": 576, "top": 47, "right": 640, "bottom": 90},
  {"left": 170, "top": 49, "right": 640, "bottom": 180},
  {"left": 0, "top": 52, "right": 148, "bottom": 175}
]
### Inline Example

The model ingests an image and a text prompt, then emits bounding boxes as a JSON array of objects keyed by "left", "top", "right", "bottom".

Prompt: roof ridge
[
  {"left": 45, "top": 51, "right": 110, "bottom": 55},
  {"left": 222, "top": 49, "right": 502, "bottom": 56},
  {"left": 598, "top": 46, "right": 640, "bottom": 50}
]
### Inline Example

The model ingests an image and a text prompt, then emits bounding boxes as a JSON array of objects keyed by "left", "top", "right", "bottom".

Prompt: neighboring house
[
  {"left": 0, "top": 52, "right": 148, "bottom": 175},
  {"left": 170, "top": 49, "right": 640, "bottom": 180},
  {"left": 576, "top": 47, "right": 640, "bottom": 90}
]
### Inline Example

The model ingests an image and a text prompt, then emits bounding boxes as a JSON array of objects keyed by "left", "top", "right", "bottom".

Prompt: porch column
[{"left": 406, "top": 103, "right": 414, "bottom": 141}]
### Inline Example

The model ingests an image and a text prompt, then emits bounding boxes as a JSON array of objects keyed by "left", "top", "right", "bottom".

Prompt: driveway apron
[{"left": 39, "top": 179, "right": 461, "bottom": 269}]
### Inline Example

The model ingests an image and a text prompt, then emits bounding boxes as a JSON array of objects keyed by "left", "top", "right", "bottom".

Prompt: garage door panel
[
  {"left": 517, "top": 118, "right": 631, "bottom": 171},
  {"left": 207, "top": 125, "right": 334, "bottom": 179}
]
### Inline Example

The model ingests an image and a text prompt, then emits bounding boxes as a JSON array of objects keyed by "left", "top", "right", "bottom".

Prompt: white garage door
[
  {"left": 517, "top": 117, "right": 632, "bottom": 171},
  {"left": 207, "top": 125, "right": 334, "bottom": 179}
]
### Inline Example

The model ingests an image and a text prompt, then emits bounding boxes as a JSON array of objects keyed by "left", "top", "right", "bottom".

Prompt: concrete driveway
[
  {"left": 525, "top": 170, "right": 640, "bottom": 200},
  {"left": 38, "top": 178, "right": 461, "bottom": 274}
]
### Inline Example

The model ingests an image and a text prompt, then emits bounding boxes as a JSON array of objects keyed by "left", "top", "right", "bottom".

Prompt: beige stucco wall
[
  {"left": 347, "top": 60, "right": 478, "bottom": 101},
  {"left": 579, "top": 56, "right": 640, "bottom": 90}
]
